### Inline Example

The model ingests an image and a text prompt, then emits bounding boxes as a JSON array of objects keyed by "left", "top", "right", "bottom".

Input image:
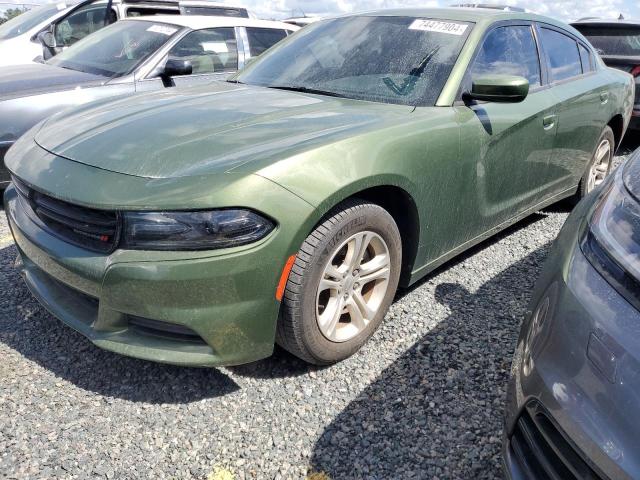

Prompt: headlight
[
  {"left": 121, "top": 209, "right": 275, "bottom": 251},
  {"left": 581, "top": 172, "right": 640, "bottom": 309}
]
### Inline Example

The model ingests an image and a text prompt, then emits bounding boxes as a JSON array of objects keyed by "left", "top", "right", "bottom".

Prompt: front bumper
[
  {"left": 0, "top": 141, "right": 12, "bottom": 188},
  {"left": 4, "top": 174, "right": 313, "bottom": 366},
  {"left": 503, "top": 193, "right": 640, "bottom": 479}
]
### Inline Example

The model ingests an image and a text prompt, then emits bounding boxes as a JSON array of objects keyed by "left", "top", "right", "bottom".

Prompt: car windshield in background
[
  {"left": 0, "top": 3, "right": 62, "bottom": 40},
  {"left": 578, "top": 27, "right": 640, "bottom": 56},
  {"left": 235, "top": 16, "right": 473, "bottom": 106},
  {"left": 48, "top": 20, "right": 180, "bottom": 77}
]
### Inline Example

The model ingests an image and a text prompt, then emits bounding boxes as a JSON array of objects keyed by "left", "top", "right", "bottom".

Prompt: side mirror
[
  {"left": 162, "top": 58, "right": 192, "bottom": 78},
  {"left": 466, "top": 75, "right": 529, "bottom": 103},
  {"left": 37, "top": 30, "right": 56, "bottom": 49}
]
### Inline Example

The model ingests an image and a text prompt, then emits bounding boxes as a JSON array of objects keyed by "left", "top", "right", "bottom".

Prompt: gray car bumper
[
  {"left": 504, "top": 196, "right": 640, "bottom": 480},
  {"left": 0, "top": 140, "right": 12, "bottom": 188}
]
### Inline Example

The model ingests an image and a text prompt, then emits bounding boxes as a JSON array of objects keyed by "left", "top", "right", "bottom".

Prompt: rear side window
[
  {"left": 181, "top": 6, "right": 248, "bottom": 18},
  {"left": 246, "top": 27, "right": 287, "bottom": 57},
  {"left": 127, "top": 7, "right": 178, "bottom": 17},
  {"left": 540, "top": 28, "right": 582, "bottom": 82},
  {"left": 578, "top": 43, "right": 594, "bottom": 72},
  {"left": 575, "top": 26, "right": 640, "bottom": 56},
  {"left": 468, "top": 25, "right": 541, "bottom": 87}
]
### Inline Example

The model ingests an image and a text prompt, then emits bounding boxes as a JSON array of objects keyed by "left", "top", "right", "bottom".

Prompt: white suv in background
[{"left": 0, "top": 0, "right": 253, "bottom": 67}]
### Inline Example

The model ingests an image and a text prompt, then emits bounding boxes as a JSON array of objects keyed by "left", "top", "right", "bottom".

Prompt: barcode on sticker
[
  {"left": 409, "top": 20, "right": 468, "bottom": 35},
  {"left": 147, "top": 25, "right": 178, "bottom": 36}
]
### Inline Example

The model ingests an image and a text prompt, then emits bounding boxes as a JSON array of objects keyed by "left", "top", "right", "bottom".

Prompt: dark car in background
[
  {"left": 504, "top": 149, "right": 640, "bottom": 479},
  {"left": 0, "top": 15, "right": 296, "bottom": 188},
  {"left": 572, "top": 18, "right": 640, "bottom": 130}
]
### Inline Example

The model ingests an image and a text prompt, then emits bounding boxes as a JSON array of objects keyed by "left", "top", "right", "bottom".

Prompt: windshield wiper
[
  {"left": 382, "top": 46, "right": 441, "bottom": 97},
  {"left": 266, "top": 85, "right": 346, "bottom": 98}
]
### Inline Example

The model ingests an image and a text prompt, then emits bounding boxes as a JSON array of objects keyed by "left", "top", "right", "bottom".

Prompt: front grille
[
  {"left": 12, "top": 176, "right": 119, "bottom": 253},
  {"left": 510, "top": 402, "right": 604, "bottom": 480}
]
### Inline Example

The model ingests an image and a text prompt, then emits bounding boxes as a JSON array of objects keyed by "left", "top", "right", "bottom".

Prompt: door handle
[
  {"left": 543, "top": 114, "right": 557, "bottom": 130},
  {"left": 600, "top": 91, "right": 610, "bottom": 104}
]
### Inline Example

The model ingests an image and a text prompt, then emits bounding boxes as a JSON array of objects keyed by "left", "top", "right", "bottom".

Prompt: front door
[{"left": 456, "top": 22, "right": 558, "bottom": 241}]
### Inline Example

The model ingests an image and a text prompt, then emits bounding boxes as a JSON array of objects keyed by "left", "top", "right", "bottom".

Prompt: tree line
[{"left": 0, "top": 7, "right": 26, "bottom": 25}]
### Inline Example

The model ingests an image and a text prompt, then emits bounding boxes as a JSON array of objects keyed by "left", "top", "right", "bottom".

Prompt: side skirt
[{"left": 407, "top": 186, "right": 577, "bottom": 286}]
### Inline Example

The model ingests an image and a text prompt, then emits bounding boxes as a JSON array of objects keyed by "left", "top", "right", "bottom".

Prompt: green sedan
[{"left": 3, "top": 8, "right": 634, "bottom": 366}]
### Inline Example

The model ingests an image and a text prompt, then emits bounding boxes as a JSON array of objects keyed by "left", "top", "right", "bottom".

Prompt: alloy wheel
[
  {"left": 316, "top": 231, "right": 391, "bottom": 343},
  {"left": 587, "top": 139, "right": 612, "bottom": 193}
]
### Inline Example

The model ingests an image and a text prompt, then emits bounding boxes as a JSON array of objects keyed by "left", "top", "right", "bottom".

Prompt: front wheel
[
  {"left": 577, "top": 126, "right": 615, "bottom": 199},
  {"left": 277, "top": 200, "right": 402, "bottom": 365}
]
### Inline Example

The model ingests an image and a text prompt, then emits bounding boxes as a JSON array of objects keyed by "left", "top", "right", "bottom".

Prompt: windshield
[
  {"left": 577, "top": 26, "right": 640, "bottom": 56},
  {"left": 48, "top": 20, "right": 180, "bottom": 77},
  {"left": 235, "top": 16, "right": 472, "bottom": 106},
  {"left": 0, "top": 3, "right": 63, "bottom": 40}
]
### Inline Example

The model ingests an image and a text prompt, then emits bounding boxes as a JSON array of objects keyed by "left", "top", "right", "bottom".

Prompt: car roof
[
  {"left": 571, "top": 19, "right": 640, "bottom": 27},
  {"left": 122, "top": 15, "right": 298, "bottom": 30},
  {"left": 341, "top": 7, "right": 572, "bottom": 28}
]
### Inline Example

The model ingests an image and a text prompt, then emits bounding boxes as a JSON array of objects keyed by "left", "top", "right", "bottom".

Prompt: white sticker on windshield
[
  {"left": 147, "top": 25, "right": 178, "bottom": 36},
  {"left": 56, "top": 2, "right": 67, "bottom": 10},
  {"left": 409, "top": 19, "right": 468, "bottom": 35}
]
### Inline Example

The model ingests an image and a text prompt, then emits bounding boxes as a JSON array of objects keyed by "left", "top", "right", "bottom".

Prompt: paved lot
[{"left": 0, "top": 141, "right": 637, "bottom": 480}]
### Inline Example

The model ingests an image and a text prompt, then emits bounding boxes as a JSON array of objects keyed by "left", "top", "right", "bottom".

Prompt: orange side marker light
[{"left": 276, "top": 255, "right": 296, "bottom": 301}]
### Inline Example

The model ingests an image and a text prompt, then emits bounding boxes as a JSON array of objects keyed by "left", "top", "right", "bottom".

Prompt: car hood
[
  {"left": 34, "top": 81, "right": 413, "bottom": 179},
  {"left": 0, "top": 63, "right": 105, "bottom": 100}
]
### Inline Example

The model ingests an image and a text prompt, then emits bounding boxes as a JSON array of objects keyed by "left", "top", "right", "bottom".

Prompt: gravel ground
[{"left": 0, "top": 142, "right": 636, "bottom": 480}]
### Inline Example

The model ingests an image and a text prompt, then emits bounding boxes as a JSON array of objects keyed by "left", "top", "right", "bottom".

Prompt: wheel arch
[
  {"left": 607, "top": 114, "right": 625, "bottom": 152},
  {"left": 297, "top": 177, "right": 421, "bottom": 288}
]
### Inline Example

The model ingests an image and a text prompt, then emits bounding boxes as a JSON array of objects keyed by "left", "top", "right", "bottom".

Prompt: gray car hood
[{"left": 0, "top": 63, "right": 106, "bottom": 100}]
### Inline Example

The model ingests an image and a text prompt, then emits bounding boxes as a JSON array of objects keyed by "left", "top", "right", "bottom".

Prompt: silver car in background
[
  {"left": 504, "top": 150, "right": 640, "bottom": 479},
  {"left": 0, "top": 15, "right": 297, "bottom": 187}
]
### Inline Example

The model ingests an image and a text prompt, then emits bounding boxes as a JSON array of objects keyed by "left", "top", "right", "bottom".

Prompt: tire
[
  {"left": 277, "top": 199, "right": 402, "bottom": 365},
  {"left": 576, "top": 126, "right": 615, "bottom": 200}
]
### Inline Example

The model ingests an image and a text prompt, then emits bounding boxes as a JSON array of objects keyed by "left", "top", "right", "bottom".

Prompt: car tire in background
[
  {"left": 577, "top": 125, "right": 615, "bottom": 199},
  {"left": 277, "top": 200, "right": 402, "bottom": 365}
]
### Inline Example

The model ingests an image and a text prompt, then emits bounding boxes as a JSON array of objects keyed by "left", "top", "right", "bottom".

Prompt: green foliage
[{"left": 0, "top": 7, "right": 27, "bottom": 25}]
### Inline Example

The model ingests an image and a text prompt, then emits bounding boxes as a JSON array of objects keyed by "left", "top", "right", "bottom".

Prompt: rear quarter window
[
  {"left": 578, "top": 43, "right": 595, "bottom": 72},
  {"left": 539, "top": 28, "right": 582, "bottom": 82}
]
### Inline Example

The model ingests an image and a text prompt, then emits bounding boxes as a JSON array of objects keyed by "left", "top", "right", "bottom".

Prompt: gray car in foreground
[
  {"left": 0, "top": 15, "right": 296, "bottom": 187},
  {"left": 504, "top": 150, "right": 640, "bottom": 479}
]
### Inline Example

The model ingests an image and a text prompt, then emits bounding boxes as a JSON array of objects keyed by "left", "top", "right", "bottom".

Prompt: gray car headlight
[
  {"left": 121, "top": 209, "right": 275, "bottom": 251},
  {"left": 582, "top": 172, "right": 640, "bottom": 309}
]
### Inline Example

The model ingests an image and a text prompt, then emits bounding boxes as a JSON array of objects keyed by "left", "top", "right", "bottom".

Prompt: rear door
[
  {"left": 456, "top": 21, "right": 558, "bottom": 236},
  {"left": 536, "top": 24, "right": 611, "bottom": 192}
]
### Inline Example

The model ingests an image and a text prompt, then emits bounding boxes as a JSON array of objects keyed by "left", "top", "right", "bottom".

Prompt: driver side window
[
  {"left": 55, "top": 2, "right": 116, "bottom": 47},
  {"left": 468, "top": 25, "right": 542, "bottom": 89},
  {"left": 167, "top": 27, "right": 238, "bottom": 75}
]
